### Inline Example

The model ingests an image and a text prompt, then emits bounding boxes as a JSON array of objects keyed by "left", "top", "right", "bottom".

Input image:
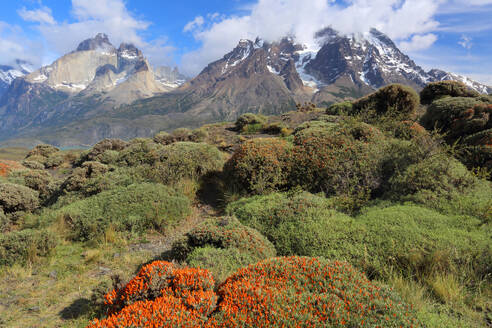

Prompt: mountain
[
  {"left": 0, "top": 60, "right": 33, "bottom": 97},
  {"left": 0, "top": 33, "right": 178, "bottom": 140},
  {"left": 0, "top": 29, "right": 490, "bottom": 147},
  {"left": 153, "top": 66, "right": 188, "bottom": 89}
]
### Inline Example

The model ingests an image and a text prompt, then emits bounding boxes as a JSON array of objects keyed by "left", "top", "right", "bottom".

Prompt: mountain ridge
[{"left": 0, "top": 29, "right": 490, "bottom": 147}]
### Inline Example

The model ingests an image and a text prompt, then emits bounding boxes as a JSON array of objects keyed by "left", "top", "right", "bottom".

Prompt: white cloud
[
  {"left": 184, "top": 16, "right": 205, "bottom": 32},
  {"left": 19, "top": 0, "right": 173, "bottom": 67},
  {"left": 458, "top": 35, "right": 473, "bottom": 49},
  {"left": 0, "top": 22, "right": 43, "bottom": 67},
  {"left": 181, "top": 0, "right": 447, "bottom": 76},
  {"left": 399, "top": 34, "right": 438, "bottom": 52},
  {"left": 18, "top": 6, "right": 55, "bottom": 25}
]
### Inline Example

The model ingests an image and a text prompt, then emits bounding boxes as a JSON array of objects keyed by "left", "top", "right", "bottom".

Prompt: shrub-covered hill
[{"left": 0, "top": 81, "right": 490, "bottom": 327}]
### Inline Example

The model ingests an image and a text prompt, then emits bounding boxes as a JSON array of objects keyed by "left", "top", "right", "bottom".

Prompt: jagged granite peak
[
  {"left": 76, "top": 33, "right": 115, "bottom": 52},
  {"left": 300, "top": 27, "right": 490, "bottom": 94},
  {"left": 118, "top": 43, "right": 144, "bottom": 60}
]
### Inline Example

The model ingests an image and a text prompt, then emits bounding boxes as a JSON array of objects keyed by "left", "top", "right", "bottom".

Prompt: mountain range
[{"left": 0, "top": 29, "right": 490, "bottom": 147}]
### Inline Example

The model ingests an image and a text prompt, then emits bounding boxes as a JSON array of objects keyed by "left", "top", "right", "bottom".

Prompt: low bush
[
  {"left": 153, "top": 142, "right": 225, "bottom": 185},
  {"left": 50, "top": 183, "right": 191, "bottom": 241},
  {"left": 293, "top": 120, "right": 336, "bottom": 136},
  {"left": 26, "top": 144, "right": 60, "bottom": 158},
  {"left": 227, "top": 191, "right": 355, "bottom": 256},
  {"left": 78, "top": 139, "right": 128, "bottom": 164},
  {"left": 420, "top": 81, "right": 480, "bottom": 105},
  {"left": 154, "top": 128, "right": 209, "bottom": 145},
  {"left": 88, "top": 257, "right": 419, "bottom": 328},
  {"left": 261, "top": 122, "right": 287, "bottom": 135},
  {"left": 462, "top": 128, "right": 492, "bottom": 169},
  {"left": 95, "top": 261, "right": 217, "bottom": 320},
  {"left": 421, "top": 97, "right": 488, "bottom": 141},
  {"left": 117, "top": 138, "right": 163, "bottom": 167},
  {"left": 0, "top": 229, "right": 57, "bottom": 266},
  {"left": 21, "top": 170, "right": 57, "bottom": 203},
  {"left": 44, "top": 152, "right": 65, "bottom": 168},
  {"left": 0, "top": 183, "right": 39, "bottom": 213},
  {"left": 234, "top": 113, "right": 266, "bottom": 131},
  {"left": 394, "top": 120, "right": 428, "bottom": 140},
  {"left": 351, "top": 84, "right": 420, "bottom": 120},
  {"left": 211, "top": 257, "right": 420, "bottom": 327},
  {"left": 224, "top": 138, "right": 293, "bottom": 194},
  {"left": 21, "top": 160, "right": 45, "bottom": 170},
  {"left": 291, "top": 121, "right": 387, "bottom": 207},
  {"left": 0, "top": 208, "right": 8, "bottom": 231},
  {"left": 61, "top": 161, "right": 110, "bottom": 194},
  {"left": 388, "top": 155, "right": 476, "bottom": 199},
  {"left": 356, "top": 205, "right": 491, "bottom": 280},
  {"left": 171, "top": 216, "right": 276, "bottom": 282},
  {"left": 326, "top": 101, "right": 353, "bottom": 115}
]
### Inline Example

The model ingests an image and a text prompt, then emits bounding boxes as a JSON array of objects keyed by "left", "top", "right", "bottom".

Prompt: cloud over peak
[{"left": 181, "top": 0, "right": 448, "bottom": 75}]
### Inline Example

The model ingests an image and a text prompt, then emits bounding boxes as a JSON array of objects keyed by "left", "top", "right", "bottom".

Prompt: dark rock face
[{"left": 76, "top": 33, "right": 114, "bottom": 52}]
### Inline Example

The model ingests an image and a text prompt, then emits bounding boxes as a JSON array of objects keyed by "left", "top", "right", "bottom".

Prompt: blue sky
[{"left": 0, "top": 0, "right": 491, "bottom": 85}]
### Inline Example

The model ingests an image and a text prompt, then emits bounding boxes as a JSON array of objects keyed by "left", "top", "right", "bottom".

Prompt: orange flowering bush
[
  {"left": 212, "top": 257, "right": 420, "bottom": 327},
  {"left": 88, "top": 257, "right": 420, "bottom": 328},
  {"left": 224, "top": 138, "right": 293, "bottom": 194}
]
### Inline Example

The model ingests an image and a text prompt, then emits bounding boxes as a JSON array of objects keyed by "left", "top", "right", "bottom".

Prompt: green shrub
[
  {"left": 23, "top": 155, "right": 47, "bottom": 167},
  {"left": 227, "top": 191, "right": 355, "bottom": 257},
  {"left": 0, "top": 183, "right": 39, "bottom": 213},
  {"left": 462, "top": 128, "right": 492, "bottom": 169},
  {"left": 261, "top": 122, "right": 287, "bottom": 135},
  {"left": 389, "top": 155, "right": 476, "bottom": 199},
  {"left": 293, "top": 120, "right": 336, "bottom": 136},
  {"left": 326, "top": 101, "right": 353, "bottom": 115},
  {"left": 356, "top": 205, "right": 491, "bottom": 280},
  {"left": 394, "top": 121, "right": 428, "bottom": 140},
  {"left": 21, "top": 160, "right": 45, "bottom": 170},
  {"left": 117, "top": 138, "right": 163, "bottom": 167},
  {"left": 21, "top": 170, "right": 57, "bottom": 203},
  {"left": 61, "top": 161, "right": 110, "bottom": 194},
  {"left": 44, "top": 153, "right": 64, "bottom": 168},
  {"left": 0, "top": 229, "right": 57, "bottom": 266},
  {"left": 26, "top": 144, "right": 60, "bottom": 158},
  {"left": 291, "top": 121, "right": 387, "bottom": 207},
  {"left": 420, "top": 97, "right": 483, "bottom": 138},
  {"left": 224, "top": 138, "right": 293, "bottom": 194},
  {"left": 153, "top": 142, "right": 225, "bottom": 185},
  {"left": 351, "top": 84, "right": 420, "bottom": 120},
  {"left": 171, "top": 216, "right": 276, "bottom": 282},
  {"left": 420, "top": 81, "right": 480, "bottom": 105},
  {"left": 190, "top": 128, "right": 209, "bottom": 142},
  {"left": 153, "top": 128, "right": 209, "bottom": 145},
  {"left": 0, "top": 208, "right": 8, "bottom": 232},
  {"left": 234, "top": 113, "right": 266, "bottom": 131},
  {"left": 153, "top": 131, "right": 172, "bottom": 144},
  {"left": 78, "top": 138, "right": 128, "bottom": 164},
  {"left": 51, "top": 183, "right": 191, "bottom": 241}
]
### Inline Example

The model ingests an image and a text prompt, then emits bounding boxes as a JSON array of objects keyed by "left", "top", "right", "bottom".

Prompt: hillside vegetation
[{"left": 0, "top": 81, "right": 490, "bottom": 327}]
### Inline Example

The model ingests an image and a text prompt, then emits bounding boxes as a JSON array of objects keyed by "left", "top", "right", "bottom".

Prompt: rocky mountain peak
[
  {"left": 118, "top": 43, "right": 143, "bottom": 59},
  {"left": 76, "top": 33, "right": 114, "bottom": 52}
]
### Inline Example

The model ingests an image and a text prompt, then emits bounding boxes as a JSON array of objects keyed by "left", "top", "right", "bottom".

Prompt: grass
[{"left": 0, "top": 147, "right": 30, "bottom": 161}]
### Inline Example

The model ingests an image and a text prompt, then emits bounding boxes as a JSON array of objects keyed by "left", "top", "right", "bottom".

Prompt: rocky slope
[
  {"left": 0, "top": 34, "right": 179, "bottom": 139},
  {"left": 0, "top": 60, "right": 32, "bottom": 97}
]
